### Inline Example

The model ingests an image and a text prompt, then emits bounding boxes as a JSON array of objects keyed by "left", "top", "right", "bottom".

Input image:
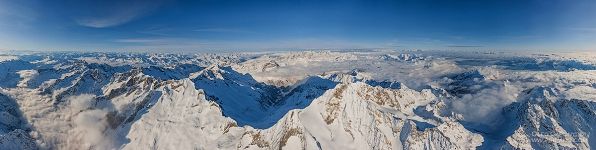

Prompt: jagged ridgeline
[{"left": 0, "top": 51, "right": 594, "bottom": 149}]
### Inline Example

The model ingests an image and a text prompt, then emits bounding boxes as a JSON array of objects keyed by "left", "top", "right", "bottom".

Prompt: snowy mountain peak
[
  {"left": 190, "top": 64, "right": 227, "bottom": 80},
  {"left": 322, "top": 71, "right": 366, "bottom": 83},
  {"left": 499, "top": 85, "right": 595, "bottom": 149},
  {"left": 523, "top": 86, "right": 560, "bottom": 103}
]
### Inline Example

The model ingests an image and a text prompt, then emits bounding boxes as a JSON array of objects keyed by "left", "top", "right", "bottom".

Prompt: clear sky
[{"left": 0, "top": 0, "right": 595, "bottom": 51}]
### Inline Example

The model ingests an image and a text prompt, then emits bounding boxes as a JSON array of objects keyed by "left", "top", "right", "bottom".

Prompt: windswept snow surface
[{"left": 0, "top": 50, "right": 594, "bottom": 149}]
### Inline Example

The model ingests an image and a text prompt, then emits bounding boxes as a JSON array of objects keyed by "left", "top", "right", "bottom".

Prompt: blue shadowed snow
[
  {"left": 264, "top": 76, "right": 338, "bottom": 127},
  {"left": 51, "top": 63, "right": 132, "bottom": 105},
  {"left": 0, "top": 94, "right": 31, "bottom": 134},
  {"left": 142, "top": 64, "right": 204, "bottom": 80},
  {"left": 0, "top": 60, "right": 36, "bottom": 88},
  {"left": 192, "top": 66, "right": 338, "bottom": 128},
  {"left": 0, "top": 93, "right": 37, "bottom": 148},
  {"left": 192, "top": 66, "right": 282, "bottom": 128},
  {"left": 27, "top": 67, "right": 64, "bottom": 88},
  {"left": 412, "top": 120, "right": 436, "bottom": 131}
]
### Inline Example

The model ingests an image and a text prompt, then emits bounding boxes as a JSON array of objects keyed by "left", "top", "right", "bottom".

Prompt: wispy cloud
[
  {"left": 0, "top": 1, "right": 37, "bottom": 27},
  {"left": 114, "top": 38, "right": 168, "bottom": 43},
  {"left": 447, "top": 45, "right": 484, "bottom": 48},
  {"left": 77, "top": 14, "right": 143, "bottom": 28},
  {"left": 112, "top": 37, "right": 386, "bottom": 50},
  {"left": 137, "top": 26, "right": 174, "bottom": 36},
  {"left": 567, "top": 27, "right": 596, "bottom": 32},
  {"left": 193, "top": 28, "right": 255, "bottom": 34},
  {"left": 75, "top": 0, "right": 166, "bottom": 28},
  {"left": 113, "top": 37, "right": 211, "bottom": 50}
]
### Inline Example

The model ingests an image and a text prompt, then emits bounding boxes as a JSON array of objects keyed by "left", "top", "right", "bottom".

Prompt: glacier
[{"left": 0, "top": 50, "right": 594, "bottom": 149}]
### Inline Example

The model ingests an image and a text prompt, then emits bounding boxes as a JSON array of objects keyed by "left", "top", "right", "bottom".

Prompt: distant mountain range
[{"left": 0, "top": 50, "right": 594, "bottom": 149}]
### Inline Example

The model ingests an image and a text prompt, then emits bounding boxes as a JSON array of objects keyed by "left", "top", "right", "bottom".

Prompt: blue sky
[{"left": 0, "top": 0, "right": 595, "bottom": 51}]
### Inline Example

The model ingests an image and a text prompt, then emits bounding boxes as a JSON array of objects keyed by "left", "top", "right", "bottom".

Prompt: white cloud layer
[{"left": 75, "top": 0, "right": 165, "bottom": 28}]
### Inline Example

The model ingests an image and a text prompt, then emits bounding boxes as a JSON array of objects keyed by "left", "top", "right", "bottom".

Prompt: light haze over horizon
[{"left": 1, "top": 0, "right": 595, "bottom": 51}]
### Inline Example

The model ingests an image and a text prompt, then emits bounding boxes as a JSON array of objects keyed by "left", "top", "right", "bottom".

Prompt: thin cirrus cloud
[
  {"left": 0, "top": 1, "right": 38, "bottom": 29},
  {"left": 113, "top": 37, "right": 212, "bottom": 50},
  {"left": 76, "top": 12, "right": 144, "bottom": 28},
  {"left": 193, "top": 28, "right": 256, "bottom": 34},
  {"left": 112, "top": 37, "right": 385, "bottom": 50},
  {"left": 447, "top": 45, "right": 484, "bottom": 48},
  {"left": 114, "top": 37, "right": 209, "bottom": 47},
  {"left": 75, "top": 0, "right": 166, "bottom": 28},
  {"left": 566, "top": 27, "right": 596, "bottom": 33},
  {"left": 114, "top": 38, "right": 169, "bottom": 44}
]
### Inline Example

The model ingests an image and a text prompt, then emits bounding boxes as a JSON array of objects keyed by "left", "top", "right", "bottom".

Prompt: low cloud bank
[
  {"left": 65, "top": 94, "right": 115, "bottom": 150},
  {"left": 450, "top": 82, "right": 520, "bottom": 128}
]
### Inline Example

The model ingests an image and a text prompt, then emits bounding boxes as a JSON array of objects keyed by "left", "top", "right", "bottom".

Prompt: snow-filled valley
[{"left": 0, "top": 50, "right": 594, "bottom": 150}]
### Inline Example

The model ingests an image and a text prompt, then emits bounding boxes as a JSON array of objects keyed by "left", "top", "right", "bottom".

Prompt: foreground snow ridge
[{"left": 0, "top": 50, "right": 594, "bottom": 149}]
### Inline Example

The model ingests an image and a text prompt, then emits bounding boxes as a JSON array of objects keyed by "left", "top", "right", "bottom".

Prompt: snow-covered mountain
[{"left": 0, "top": 50, "right": 594, "bottom": 149}]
